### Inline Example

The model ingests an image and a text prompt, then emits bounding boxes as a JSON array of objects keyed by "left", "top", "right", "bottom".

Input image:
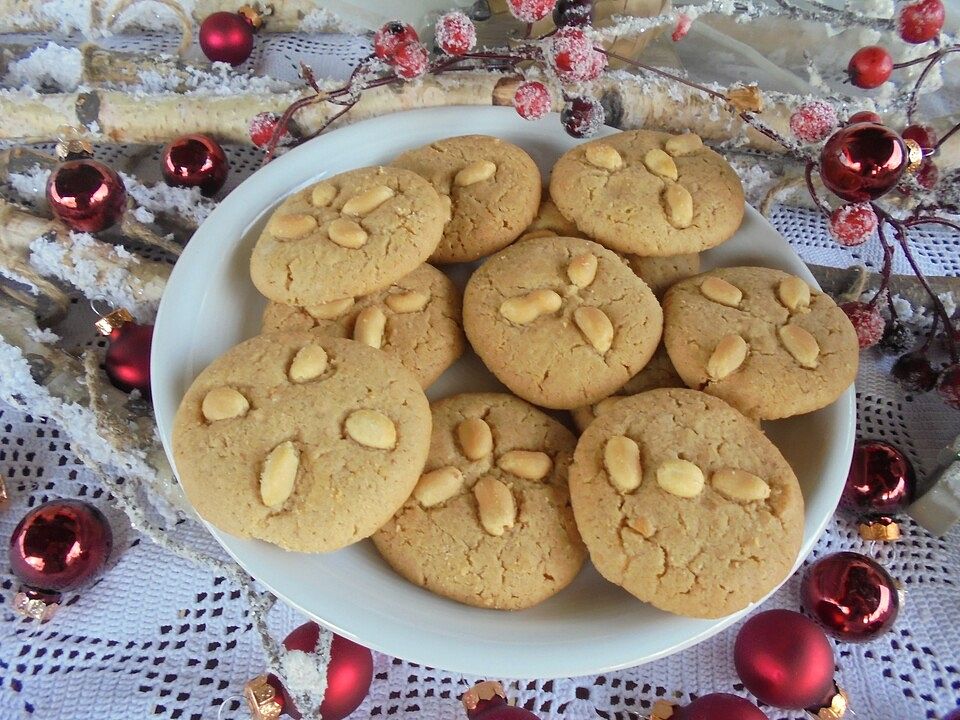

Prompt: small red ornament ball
[
  {"left": 902, "top": 123, "right": 938, "bottom": 151},
  {"left": 848, "top": 110, "right": 882, "bottom": 125},
  {"left": 680, "top": 694, "right": 768, "bottom": 720},
  {"left": 802, "top": 551, "right": 900, "bottom": 642},
  {"left": 842, "top": 439, "right": 916, "bottom": 514},
  {"left": 790, "top": 101, "right": 837, "bottom": 143},
  {"left": 561, "top": 95, "right": 605, "bottom": 138},
  {"left": 734, "top": 609, "right": 835, "bottom": 709},
  {"left": 199, "top": 11, "right": 254, "bottom": 66},
  {"left": 514, "top": 81, "right": 552, "bottom": 120},
  {"left": 507, "top": 0, "right": 558, "bottom": 22},
  {"left": 828, "top": 202, "right": 877, "bottom": 246},
  {"left": 9, "top": 499, "right": 113, "bottom": 592},
  {"left": 373, "top": 21, "right": 419, "bottom": 61},
  {"left": 462, "top": 684, "right": 541, "bottom": 720},
  {"left": 898, "top": 0, "right": 945, "bottom": 43},
  {"left": 820, "top": 123, "right": 908, "bottom": 202},
  {"left": 847, "top": 46, "right": 893, "bottom": 89},
  {"left": 841, "top": 301, "right": 886, "bottom": 349},
  {"left": 944, "top": 709, "right": 960, "bottom": 720},
  {"left": 936, "top": 364, "right": 960, "bottom": 410},
  {"left": 161, "top": 133, "right": 228, "bottom": 196},
  {"left": 550, "top": 27, "right": 606, "bottom": 82},
  {"left": 436, "top": 11, "right": 477, "bottom": 56},
  {"left": 393, "top": 41, "right": 430, "bottom": 80},
  {"left": 105, "top": 320, "right": 154, "bottom": 396},
  {"left": 46, "top": 159, "right": 126, "bottom": 233}
]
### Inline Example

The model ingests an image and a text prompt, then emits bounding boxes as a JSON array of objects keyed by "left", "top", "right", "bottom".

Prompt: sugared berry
[
  {"left": 880, "top": 320, "right": 912, "bottom": 354},
  {"left": 249, "top": 112, "right": 281, "bottom": 148},
  {"left": 848, "top": 46, "right": 893, "bottom": 89},
  {"left": 848, "top": 110, "right": 882, "bottom": 125},
  {"left": 513, "top": 81, "right": 552, "bottom": 120},
  {"left": 898, "top": 0, "right": 945, "bottom": 43},
  {"left": 892, "top": 352, "right": 938, "bottom": 392},
  {"left": 373, "top": 21, "right": 419, "bottom": 61},
  {"left": 507, "top": 0, "right": 557, "bottom": 22},
  {"left": 841, "top": 301, "right": 886, "bottom": 349},
  {"left": 393, "top": 41, "right": 429, "bottom": 79},
  {"left": 672, "top": 14, "right": 693, "bottom": 41},
  {"left": 553, "top": 0, "right": 592, "bottom": 27},
  {"left": 790, "top": 101, "right": 838, "bottom": 142},
  {"left": 916, "top": 159, "right": 939, "bottom": 189},
  {"left": 829, "top": 203, "right": 877, "bottom": 246},
  {"left": 902, "top": 124, "right": 937, "bottom": 151},
  {"left": 436, "top": 11, "right": 476, "bottom": 56},
  {"left": 561, "top": 95, "right": 604, "bottom": 138},
  {"left": 936, "top": 363, "right": 960, "bottom": 410},
  {"left": 549, "top": 27, "right": 606, "bottom": 82}
]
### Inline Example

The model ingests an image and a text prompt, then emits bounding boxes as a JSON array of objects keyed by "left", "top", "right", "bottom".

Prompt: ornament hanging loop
[
  {"left": 95, "top": 307, "right": 134, "bottom": 336},
  {"left": 107, "top": 0, "right": 194, "bottom": 58}
]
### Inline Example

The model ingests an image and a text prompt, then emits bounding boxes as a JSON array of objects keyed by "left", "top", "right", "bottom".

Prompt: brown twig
[{"left": 805, "top": 161, "right": 832, "bottom": 214}]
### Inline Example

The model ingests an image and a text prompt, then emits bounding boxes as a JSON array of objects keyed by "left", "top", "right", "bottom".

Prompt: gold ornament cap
[
  {"left": 13, "top": 590, "right": 60, "bottom": 622},
  {"left": 462, "top": 681, "right": 507, "bottom": 711},
  {"left": 95, "top": 308, "right": 134, "bottom": 336},
  {"left": 650, "top": 699, "right": 677, "bottom": 719},
  {"left": 243, "top": 674, "right": 283, "bottom": 720},
  {"left": 807, "top": 684, "right": 848, "bottom": 720},
  {"left": 903, "top": 138, "right": 924, "bottom": 173},
  {"left": 55, "top": 125, "right": 94, "bottom": 160},
  {"left": 238, "top": 4, "right": 272, "bottom": 29},
  {"left": 859, "top": 518, "right": 901, "bottom": 541}
]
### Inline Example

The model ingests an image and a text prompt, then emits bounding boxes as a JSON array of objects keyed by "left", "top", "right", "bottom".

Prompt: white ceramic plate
[{"left": 153, "top": 106, "right": 855, "bottom": 679}]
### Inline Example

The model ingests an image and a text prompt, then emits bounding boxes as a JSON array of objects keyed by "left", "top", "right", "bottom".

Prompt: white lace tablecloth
[{"left": 2, "top": 31, "right": 960, "bottom": 720}]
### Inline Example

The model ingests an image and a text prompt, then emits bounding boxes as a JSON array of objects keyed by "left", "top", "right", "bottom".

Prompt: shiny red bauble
[
  {"left": 841, "top": 439, "right": 916, "bottom": 515},
  {"left": 847, "top": 46, "right": 893, "bottom": 89},
  {"left": 734, "top": 609, "right": 836, "bottom": 709},
  {"left": 105, "top": 320, "right": 154, "bottom": 396},
  {"left": 902, "top": 124, "right": 938, "bottom": 152},
  {"left": 199, "top": 11, "right": 255, "bottom": 65},
  {"left": 898, "top": 0, "right": 945, "bottom": 43},
  {"left": 8, "top": 499, "right": 112, "bottom": 592},
  {"left": 848, "top": 110, "right": 882, "bottom": 125},
  {"left": 819, "top": 123, "right": 908, "bottom": 202},
  {"left": 46, "top": 159, "right": 126, "bottom": 233},
  {"left": 802, "top": 551, "right": 900, "bottom": 642},
  {"left": 680, "top": 694, "right": 767, "bottom": 720},
  {"left": 161, "top": 134, "right": 228, "bottom": 196},
  {"left": 463, "top": 685, "right": 541, "bottom": 720}
]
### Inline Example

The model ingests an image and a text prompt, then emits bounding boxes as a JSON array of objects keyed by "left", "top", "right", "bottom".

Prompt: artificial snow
[
  {"left": 26, "top": 326, "right": 59, "bottom": 344},
  {"left": 131, "top": 62, "right": 294, "bottom": 96},
  {"left": 119, "top": 171, "right": 215, "bottom": 226},
  {"left": 132, "top": 206, "right": 156, "bottom": 225},
  {"left": 6, "top": 42, "right": 82, "bottom": 92},
  {"left": 299, "top": 8, "right": 366, "bottom": 34},
  {"left": 8, "top": 164, "right": 52, "bottom": 204}
]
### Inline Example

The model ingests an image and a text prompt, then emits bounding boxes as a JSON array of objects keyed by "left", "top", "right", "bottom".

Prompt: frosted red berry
[
  {"left": 436, "top": 11, "right": 476, "bottom": 56},
  {"left": 550, "top": 27, "right": 606, "bottom": 82},
  {"left": 848, "top": 46, "right": 893, "bottom": 89},
  {"left": 561, "top": 95, "right": 604, "bottom": 138},
  {"left": 373, "top": 21, "right": 419, "bottom": 61},
  {"left": 916, "top": 159, "right": 939, "bottom": 189},
  {"left": 841, "top": 301, "right": 886, "bottom": 349},
  {"left": 513, "top": 81, "right": 552, "bottom": 120},
  {"left": 898, "top": 0, "right": 945, "bottom": 43},
  {"left": 937, "top": 364, "right": 960, "bottom": 410},
  {"left": 902, "top": 124, "right": 937, "bottom": 151},
  {"left": 829, "top": 203, "right": 878, "bottom": 246},
  {"left": 393, "top": 41, "right": 429, "bottom": 80},
  {"left": 672, "top": 14, "right": 692, "bottom": 41},
  {"left": 553, "top": 0, "right": 592, "bottom": 27},
  {"left": 848, "top": 110, "right": 882, "bottom": 125},
  {"left": 249, "top": 112, "right": 281, "bottom": 147},
  {"left": 507, "top": 0, "right": 557, "bottom": 22},
  {"left": 790, "top": 101, "right": 838, "bottom": 142},
  {"left": 892, "top": 352, "right": 938, "bottom": 392}
]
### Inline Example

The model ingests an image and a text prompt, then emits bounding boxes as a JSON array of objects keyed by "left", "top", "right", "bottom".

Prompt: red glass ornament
[
  {"left": 902, "top": 124, "right": 937, "bottom": 152},
  {"left": 944, "top": 709, "right": 960, "bottom": 720},
  {"left": 46, "top": 159, "right": 126, "bottom": 233},
  {"left": 734, "top": 609, "right": 835, "bottom": 709},
  {"left": 802, "top": 551, "right": 899, "bottom": 642},
  {"left": 199, "top": 11, "right": 255, "bottom": 65},
  {"left": 819, "top": 123, "right": 908, "bottom": 202},
  {"left": 462, "top": 681, "right": 541, "bottom": 720},
  {"left": 848, "top": 110, "right": 882, "bottom": 125},
  {"left": 104, "top": 318, "right": 154, "bottom": 397},
  {"left": 8, "top": 499, "right": 112, "bottom": 592},
  {"left": 898, "top": 0, "right": 945, "bottom": 43},
  {"left": 161, "top": 134, "right": 228, "bottom": 196},
  {"left": 680, "top": 694, "right": 768, "bottom": 720},
  {"left": 847, "top": 46, "right": 893, "bottom": 89},
  {"left": 841, "top": 440, "right": 916, "bottom": 515},
  {"left": 373, "top": 21, "right": 419, "bottom": 61}
]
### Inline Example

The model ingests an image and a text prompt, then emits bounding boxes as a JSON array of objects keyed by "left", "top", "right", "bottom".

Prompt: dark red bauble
[
  {"left": 847, "top": 46, "right": 893, "bottom": 89},
  {"left": 679, "top": 694, "right": 767, "bottom": 720},
  {"left": 944, "top": 709, "right": 960, "bottom": 720},
  {"left": 819, "top": 123, "right": 908, "bottom": 202},
  {"left": 105, "top": 321, "right": 153, "bottom": 396},
  {"left": 46, "top": 159, "right": 126, "bottom": 233},
  {"left": 462, "top": 682, "right": 541, "bottom": 720},
  {"left": 8, "top": 499, "right": 112, "bottom": 592},
  {"left": 802, "top": 551, "right": 899, "bottom": 642},
  {"left": 199, "top": 11, "right": 254, "bottom": 65},
  {"left": 848, "top": 110, "right": 882, "bottom": 125},
  {"left": 161, "top": 134, "right": 228, "bottom": 196},
  {"left": 734, "top": 609, "right": 836, "bottom": 709},
  {"left": 841, "top": 440, "right": 916, "bottom": 515}
]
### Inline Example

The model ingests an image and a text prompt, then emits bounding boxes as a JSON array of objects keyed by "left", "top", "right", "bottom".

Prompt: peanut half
[
  {"left": 455, "top": 160, "right": 497, "bottom": 187},
  {"left": 499, "top": 289, "right": 562, "bottom": 324},
  {"left": 604, "top": 435, "right": 642, "bottom": 493},
  {"left": 712, "top": 468, "right": 771, "bottom": 502},
  {"left": 778, "top": 324, "right": 820, "bottom": 368},
  {"left": 643, "top": 148, "right": 679, "bottom": 181},
  {"left": 700, "top": 277, "right": 742, "bottom": 308},
  {"left": 288, "top": 344, "right": 328, "bottom": 383},
  {"left": 201, "top": 386, "right": 250, "bottom": 422},
  {"left": 778, "top": 276, "right": 811, "bottom": 313},
  {"left": 473, "top": 476, "right": 516, "bottom": 536},
  {"left": 664, "top": 133, "right": 703, "bottom": 156},
  {"left": 306, "top": 297, "right": 354, "bottom": 320},
  {"left": 585, "top": 143, "right": 624, "bottom": 171},
  {"left": 310, "top": 182, "right": 337, "bottom": 207},
  {"left": 341, "top": 185, "right": 395, "bottom": 216},
  {"left": 385, "top": 290, "right": 430, "bottom": 313},
  {"left": 663, "top": 183, "right": 693, "bottom": 228},
  {"left": 656, "top": 459, "right": 705, "bottom": 498},
  {"left": 706, "top": 334, "right": 748, "bottom": 381},
  {"left": 260, "top": 440, "right": 299, "bottom": 508},
  {"left": 567, "top": 253, "right": 598, "bottom": 288},
  {"left": 353, "top": 306, "right": 387, "bottom": 349},
  {"left": 344, "top": 409, "right": 397, "bottom": 449},
  {"left": 327, "top": 218, "right": 368, "bottom": 249},
  {"left": 457, "top": 417, "right": 493, "bottom": 460},
  {"left": 497, "top": 450, "right": 552, "bottom": 480},
  {"left": 413, "top": 466, "right": 463, "bottom": 507},
  {"left": 574, "top": 306, "right": 614, "bottom": 354},
  {"left": 270, "top": 212, "right": 317, "bottom": 240}
]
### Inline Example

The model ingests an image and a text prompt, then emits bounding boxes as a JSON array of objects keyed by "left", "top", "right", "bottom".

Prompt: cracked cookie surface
[
  {"left": 261, "top": 264, "right": 464, "bottom": 389},
  {"left": 663, "top": 266, "right": 859, "bottom": 419},
  {"left": 463, "top": 236, "right": 663, "bottom": 410},
  {"left": 392, "top": 135, "right": 541, "bottom": 264},
  {"left": 372, "top": 393, "right": 585, "bottom": 610},
  {"left": 172, "top": 333, "right": 431, "bottom": 553},
  {"left": 569, "top": 388, "right": 804, "bottom": 618},
  {"left": 250, "top": 166, "right": 446, "bottom": 305}
]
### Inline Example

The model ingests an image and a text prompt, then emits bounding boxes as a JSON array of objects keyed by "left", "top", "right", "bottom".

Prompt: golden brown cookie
[
  {"left": 172, "top": 333, "right": 431, "bottom": 553},
  {"left": 569, "top": 388, "right": 804, "bottom": 618},
  {"left": 626, "top": 253, "right": 701, "bottom": 298},
  {"left": 373, "top": 393, "right": 585, "bottom": 610},
  {"left": 518, "top": 197, "right": 583, "bottom": 241},
  {"left": 261, "top": 264, "right": 464, "bottom": 389}
]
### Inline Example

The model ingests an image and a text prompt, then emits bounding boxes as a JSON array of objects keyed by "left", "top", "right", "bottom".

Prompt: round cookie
[
  {"left": 463, "top": 236, "right": 663, "bottom": 409},
  {"left": 172, "top": 333, "right": 431, "bottom": 553},
  {"left": 569, "top": 388, "right": 804, "bottom": 618},
  {"left": 250, "top": 166, "right": 447, "bottom": 305},
  {"left": 392, "top": 135, "right": 541, "bottom": 264},
  {"left": 518, "top": 197, "right": 583, "bottom": 241},
  {"left": 549, "top": 130, "right": 745, "bottom": 256},
  {"left": 626, "top": 253, "right": 700, "bottom": 298},
  {"left": 372, "top": 393, "right": 585, "bottom": 610},
  {"left": 261, "top": 264, "right": 464, "bottom": 389},
  {"left": 663, "top": 266, "right": 859, "bottom": 419}
]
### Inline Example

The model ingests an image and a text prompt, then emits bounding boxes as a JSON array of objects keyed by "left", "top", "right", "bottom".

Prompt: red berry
[
  {"left": 848, "top": 111, "right": 882, "bottom": 125},
  {"left": 513, "top": 81, "right": 552, "bottom": 120},
  {"left": 392, "top": 41, "right": 429, "bottom": 80},
  {"left": 507, "top": 0, "right": 557, "bottom": 22},
  {"left": 936, "top": 363, "right": 960, "bottom": 410},
  {"left": 373, "top": 21, "right": 418, "bottom": 61},
  {"left": 902, "top": 123, "right": 937, "bottom": 151},
  {"left": 829, "top": 203, "right": 878, "bottom": 246},
  {"left": 898, "top": 0, "right": 945, "bottom": 43},
  {"left": 561, "top": 95, "right": 604, "bottom": 138},
  {"left": 916, "top": 158, "right": 939, "bottom": 189},
  {"left": 841, "top": 301, "right": 886, "bottom": 349},
  {"left": 892, "top": 352, "right": 938, "bottom": 392},
  {"left": 436, "top": 11, "right": 476, "bottom": 56},
  {"left": 848, "top": 46, "right": 893, "bottom": 89},
  {"left": 247, "top": 112, "right": 298, "bottom": 148},
  {"left": 672, "top": 14, "right": 692, "bottom": 41},
  {"left": 549, "top": 27, "right": 606, "bottom": 82},
  {"left": 790, "top": 101, "right": 838, "bottom": 142}
]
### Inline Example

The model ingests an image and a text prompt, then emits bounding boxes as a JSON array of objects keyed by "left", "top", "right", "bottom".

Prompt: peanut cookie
[
  {"left": 518, "top": 197, "right": 583, "bottom": 241},
  {"left": 549, "top": 130, "right": 745, "bottom": 256},
  {"left": 392, "top": 135, "right": 541, "bottom": 264},
  {"left": 463, "top": 236, "right": 663, "bottom": 409},
  {"left": 250, "top": 166, "right": 447, "bottom": 306},
  {"left": 663, "top": 266, "right": 859, "bottom": 419},
  {"left": 626, "top": 253, "right": 701, "bottom": 298},
  {"left": 172, "top": 333, "right": 431, "bottom": 553},
  {"left": 372, "top": 393, "right": 585, "bottom": 610},
  {"left": 261, "top": 264, "right": 464, "bottom": 389},
  {"left": 569, "top": 388, "right": 804, "bottom": 618}
]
